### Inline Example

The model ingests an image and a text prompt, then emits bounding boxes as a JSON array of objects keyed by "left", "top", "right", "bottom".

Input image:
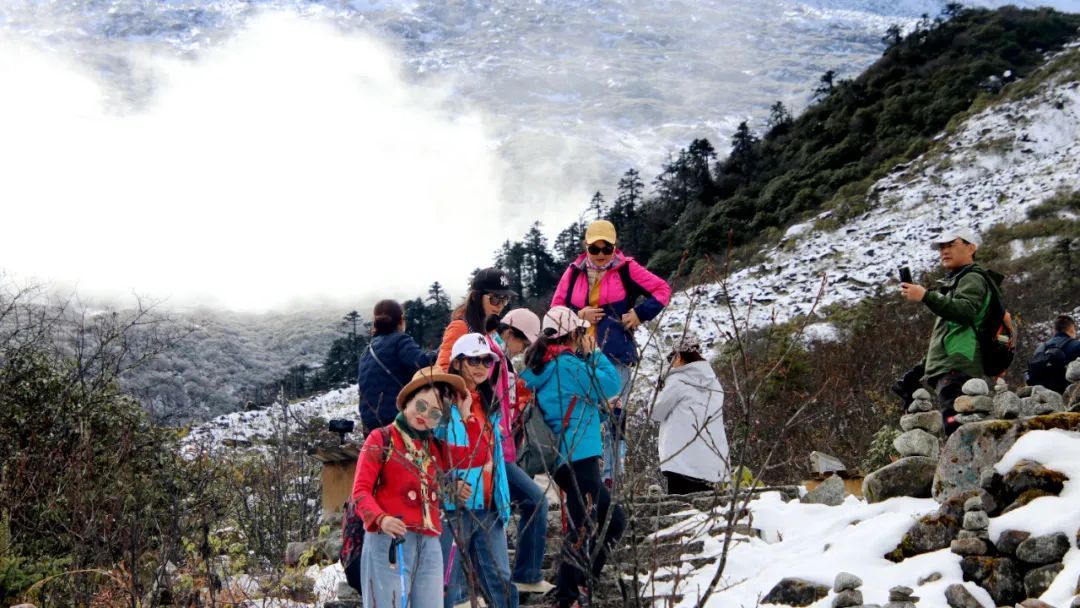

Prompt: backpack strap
[
  {"left": 560, "top": 396, "right": 578, "bottom": 430},
  {"left": 617, "top": 260, "right": 646, "bottom": 312},
  {"left": 562, "top": 264, "right": 583, "bottom": 310},
  {"left": 367, "top": 338, "right": 405, "bottom": 388}
]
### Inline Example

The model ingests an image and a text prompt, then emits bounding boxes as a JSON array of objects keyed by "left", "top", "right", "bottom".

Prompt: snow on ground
[{"left": 640, "top": 430, "right": 1080, "bottom": 607}]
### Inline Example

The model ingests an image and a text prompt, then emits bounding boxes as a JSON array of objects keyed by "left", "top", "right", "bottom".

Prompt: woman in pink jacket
[{"left": 550, "top": 219, "right": 672, "bottom": 486}]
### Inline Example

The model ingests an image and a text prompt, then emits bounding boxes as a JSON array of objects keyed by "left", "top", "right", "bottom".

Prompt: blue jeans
[
  {"left": 360, "top": 531, "right": 443, "bottom": 608},
  {"left": 440, "top": 510, "right": 519, "bottom": 608},
  {"left": 602, "top": 362, "right": 632, "bottom": 485},
  {"left": 505, "top": 461, "right": 548, "bottom": 584}
]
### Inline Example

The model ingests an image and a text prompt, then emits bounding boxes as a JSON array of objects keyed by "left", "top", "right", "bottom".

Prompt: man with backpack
[
  {"left": 1026, "top": 315, "right": 1080, "bottom": 394},
  {"left": 900, "top": 228, "right": 1011, "bottom": 436}
]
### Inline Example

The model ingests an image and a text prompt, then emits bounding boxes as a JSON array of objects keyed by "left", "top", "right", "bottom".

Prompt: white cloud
[{"left": 0, "top": 13, "right": 524, "bottom": 311}]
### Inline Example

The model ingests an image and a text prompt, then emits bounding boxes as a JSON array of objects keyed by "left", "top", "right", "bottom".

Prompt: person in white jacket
[{"left": 650, "top": 337, "right": 729, "bottom": 494}]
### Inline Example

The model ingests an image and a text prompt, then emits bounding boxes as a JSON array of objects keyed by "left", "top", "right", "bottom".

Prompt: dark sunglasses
[
  {"left": 413, "top": 398, "right": 444, "bottom": 422},
  {"left": 587, "top": 243, "right": 615, "bottom": 255},
  {"left": 461, "top": 355, "right": 495, "bottom": 368},
  {"left": 486, "top": 293, "right": 510, "bottom": 306}
]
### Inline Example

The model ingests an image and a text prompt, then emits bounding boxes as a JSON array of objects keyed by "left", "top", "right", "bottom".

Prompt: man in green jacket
[{"left": 900, "top": 228, "right": 990, "bottom": 435}]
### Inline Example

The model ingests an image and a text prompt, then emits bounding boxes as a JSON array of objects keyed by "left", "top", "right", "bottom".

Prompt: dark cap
[{"left": 471, "top": 267, "right": 515, "bottom": 296}]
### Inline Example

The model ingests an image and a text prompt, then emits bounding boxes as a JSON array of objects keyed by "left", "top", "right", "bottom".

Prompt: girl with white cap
[{"left": 436, "top": 332, "right": 518, "bottom": 608}]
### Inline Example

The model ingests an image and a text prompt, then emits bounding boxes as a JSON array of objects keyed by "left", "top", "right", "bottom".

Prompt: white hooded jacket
[{"left": 650, "top": 360, "right": 729, "bottom": 483}]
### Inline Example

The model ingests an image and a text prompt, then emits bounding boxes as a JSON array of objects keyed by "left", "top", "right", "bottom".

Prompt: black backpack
[
  {"left": 965, "top": 266, "right": 1015, "bottom": 378},
  {"left": 1027, "top": 337, "right": 1070, "bottom": 391}
]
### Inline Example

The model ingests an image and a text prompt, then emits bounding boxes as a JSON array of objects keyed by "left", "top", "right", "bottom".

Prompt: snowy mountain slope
[{"left": 634, "top": 41, "right": 1080, "bottom": 379}]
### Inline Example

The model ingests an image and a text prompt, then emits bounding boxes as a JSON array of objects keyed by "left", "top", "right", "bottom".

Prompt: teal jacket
[
  {"left": 520, "top": 350, "right": 623, "bottom": 466},
  {"left": 433, "top": 400, "right": 511, "bottom": 524},
  {"left": 921, "top": 264, "right": 992, "bottom": 381}
]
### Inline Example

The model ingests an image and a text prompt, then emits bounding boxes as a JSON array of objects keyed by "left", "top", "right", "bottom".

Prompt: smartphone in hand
[{"left": 898, "top": 266, "right": 913, "bottom": 284}]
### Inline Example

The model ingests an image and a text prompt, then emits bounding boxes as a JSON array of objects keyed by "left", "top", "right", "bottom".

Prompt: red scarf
[{"left": 543, "top": 344, "right": 574, "bottom": 363}]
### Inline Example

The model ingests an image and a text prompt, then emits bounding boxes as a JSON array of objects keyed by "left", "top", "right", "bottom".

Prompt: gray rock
[
  {"left": 957, "top": 529, "right": 988, "bottom": 541},
  {"left": 994, "top": 530, "right": 1031, "bottom": 556},
  {"left": 883, "top": 603, "right": 916, "bottom": 608},
  {"left": 1016, "top": 532, "right": 1070, "bottom": 565},
  {"left": 953, "top": 413, "right": 988, "bottom": 425},
  {"left": 864, "top": 456, "right": 937, "bottom": 503},
  {"left": 10, "top": 604, "right": 37, "bottom": 608},
  {"left": 1018, "top": 600, "right": 1055, "bottom": 608},
  {"left": 320, "top": 510, "right": 344, "bottom": 527},
  {"left": 909, "top": 399, "right": 936, "bottom": 413},
  {"left": 913, "top": 388, "right": 933, "bottom": 401},
  {"left": 954, "top": 395, "right": 977, "bottom": 413},
  {"left": 932, "top": 414, "right": 1080, "bottom": 501},
  {"left": 962, "top": 510, "right": 989, "bottom": 531},
  {"left": 888, "top": 585, "right": 914, "bottom": 600},
  {"left": 917, "top": 572, "right": 942, "bottom": 585},
  {"left": 950, "top": 537, "right": 988, "bottom": 555},
  {"left": 963, "top": 496, "right": 984, "bottom": 512},
  {"left": 810, "top": 451, "right": 848, "bottom": 475},
  {"left": 802, "top": 474, "right": 845, "bottom": 506},
  {"left": 894, "top": 429, "right": 940, "bottom": 458},
  {"left": 761, "top": 577, "right": 830, "bottom": 606},
  {"left": 1018, "top": 386, "right": 1034, "bottom": 398},
  {"left": 944, "top": 584, "right": 987, "bottom": 608},
  {"left": 993, "top": 391, "right": 1022, "bottom": 419},
  {"left": 832, "top": 589, "right": 862, "bottom": 608},
  {"left": 833, "top": 572, "right": 862, "bottom": 592},
  {"left": 962, "top": 378, "right": 990, "bottom": 396},
  {"left": 1023, "top": 562, "right": 1063, "bottom": 598},
  {"left": 1024, "top": 387, "right": 1065, "bottom": 416},
  {"left": 994, "top": 378, "right": 1008, "bottom": 393},
  {"left": 960, "top": 555, "right": 995, "bottom": 581},
  {"left": 1067, "top": 360, "right": 1080, "bottom": 383},
  {"left": 285, "top": 541, "right": 312, "bottom": 567},
  {"left": 322, "top": 536, "right": 344, "bottom": 563},
  {"left": 901, "top": 412, "right": 943, "bottom": 434}
]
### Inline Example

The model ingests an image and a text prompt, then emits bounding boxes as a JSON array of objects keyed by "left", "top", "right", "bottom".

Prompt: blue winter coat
[
  {"left": 519, "top": 350, "right": 623, "bottom": 466},
  {"left": 357, "top": 333, "right": 437, "bottom": 431},
  {"left": 433, "top": 402, "right": 512, "bottom": 523}
]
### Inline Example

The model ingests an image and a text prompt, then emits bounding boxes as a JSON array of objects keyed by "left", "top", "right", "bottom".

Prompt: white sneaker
[{"left": 515, "top": 580, "right": 556, "bottom": 594}]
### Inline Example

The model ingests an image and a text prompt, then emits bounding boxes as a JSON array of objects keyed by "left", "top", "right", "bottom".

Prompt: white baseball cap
[
  {"left": 931, "top": 228, "right": 980, "bottom": 250},
  {"left": 502, "top": 309, "right": 541, "bottom": 344},
  {"left": 451, "top": 333, "right": 494, "bottom": 360},
  {"left": 542, "top": 306, "right": 590, "bottom": 338}
]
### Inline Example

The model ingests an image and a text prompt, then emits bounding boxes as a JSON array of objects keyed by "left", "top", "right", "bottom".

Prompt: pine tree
[
  {"left": 588, "top": 191, "right": 607, "bottom": 220},
  {"left": 553, "top": 220, "right": 586, "bottom": 268},
  {"left": 812, "top": 70, "right": 836, "bottom": 100},
  {"left": 729, "top": 122, "right": 760, "bottom": 184},
  {"left": 521, "top": 222, "right": 559, "bottom": 300},
  {"left": 766, "top": 101, "right": 793, "bottom": 136}
]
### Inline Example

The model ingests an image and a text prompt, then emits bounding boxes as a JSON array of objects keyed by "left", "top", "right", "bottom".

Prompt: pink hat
[
  {"left": 542, "top": 306, "right": 590, "bottom": 338},
  {"left": 502, "top": 309, "right": 541, "bottom": 343}
]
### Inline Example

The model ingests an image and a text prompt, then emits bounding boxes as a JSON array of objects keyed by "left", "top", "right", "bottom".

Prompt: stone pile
[
  {"left": 953, "top": 378, "right": 993, "bottom": 425},
  {"left": 831, "top": 572, "right": 863, "bottom": 608},
  {"left": 950, "top": 495, "right": 989, "bottom": 556},
  {"left": 861, "top": 389, "right": 941, "bottom": 503},
  {"left": 884, "top": 584, "right": 918, "bottom": 608}
]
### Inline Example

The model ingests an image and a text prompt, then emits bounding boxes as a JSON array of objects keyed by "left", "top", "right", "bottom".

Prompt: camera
[{"left": 328, "top": 418, "right": 355, "bottom": 444}]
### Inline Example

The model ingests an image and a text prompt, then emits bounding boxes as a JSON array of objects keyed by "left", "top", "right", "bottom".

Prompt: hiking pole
[{"left": 443, "top": 542, "right": 456, "bottom": 596}]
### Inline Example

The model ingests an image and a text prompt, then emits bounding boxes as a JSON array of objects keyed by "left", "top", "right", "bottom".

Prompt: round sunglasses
[
  {"left": 588, "top": 243, "right": 615, "bottom": 255},
  {"left": 413, "top": 397, "right": 446, "bottom": 423}
]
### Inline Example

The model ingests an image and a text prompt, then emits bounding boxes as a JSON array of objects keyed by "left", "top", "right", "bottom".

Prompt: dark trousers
[
  {"left": 663, "top": 471, "right": 713, "bottom": 495},
  {"left": 932, "top": 370, "right": 971, "bottom": 436},
  {"left": 552, "top": 457, "right": 627, "bottom": 607}
]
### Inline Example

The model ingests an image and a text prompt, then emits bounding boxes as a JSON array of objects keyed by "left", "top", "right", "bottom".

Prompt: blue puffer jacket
[
  {"left": 434, "top": 402, "right": 512, "bottom": 523},
  {"left": 519, "top": 350, "right": 623, "bottom": 466},
  {"left": 357, "top": 333, "right": 437, "bottom": 431}
]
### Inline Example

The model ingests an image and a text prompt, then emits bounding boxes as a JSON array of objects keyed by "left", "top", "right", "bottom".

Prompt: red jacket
[{"left": 351, "top": 423, "right": 468, "bottom": 536}]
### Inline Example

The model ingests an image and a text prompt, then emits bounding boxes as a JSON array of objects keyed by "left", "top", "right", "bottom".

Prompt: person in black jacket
[
  {"left": 357, "top": 300, "right": 437, "bottom": 432},
  {"left": 1026, "top": 315, "right": 1080, "bottom": 394}
]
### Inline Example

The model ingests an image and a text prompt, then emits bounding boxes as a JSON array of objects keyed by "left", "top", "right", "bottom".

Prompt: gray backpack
[{"left": 516, "top": 396, "right": 577, "bottom": 476}]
